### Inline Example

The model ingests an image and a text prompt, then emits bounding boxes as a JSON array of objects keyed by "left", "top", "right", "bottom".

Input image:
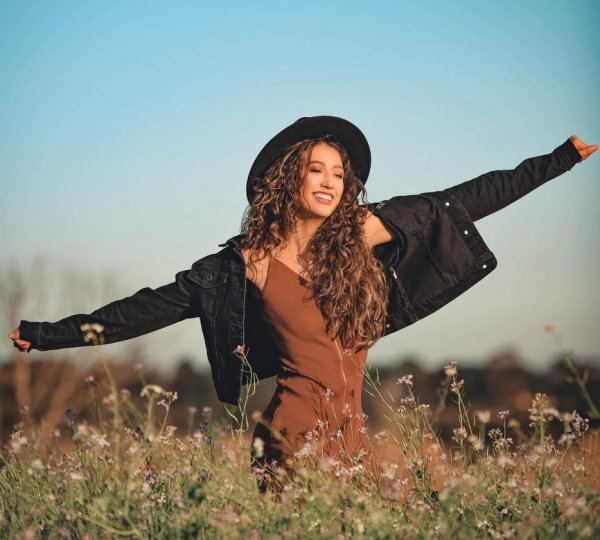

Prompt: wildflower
[
  {"left": 443, "top": 361, "right": 457, "bottom": 377},
  {"left": 294, "top": 440, "right": 318, "bottom": 458},
  {"left": 322, "top": 387, "right": 335, "bottom": 401},
  {"left": 342, "top": 402, "right": 352, "bottom": 416},
  {"left": 102, "top": 391, "right": 117, "bottom": 406},
  {"left": 91, "top": 432, "right": 110, "bottom": 449},
  {"left": 140, "top": 384, "right": 165, "bottom": 398},
  {"left": 507, "top": 418, "right": 520, "bottom": 429},
  {"left": 450, "top": 379, "right": 464, "bottom": 394},
  {"left": 84, "top": 375, "right": 98, "bottom": 389},
  {"left": 400, "top": 394, "right": 417, "bottom": 407},
  {"left": 475, "top": 409, "right": 491, "bottom": 424},
  {"left": 304, "top": 429, "right": 318, "bottom": 442},
  {"left": 467, "top": 434, "right": 484, "bottom": 451},
  {"left": 233, "top": 344, "right": 247, "bottom": 357},
  {"left": 374, "top": 430, "right": 389, "bottom": 442},
  {"left": 498, "top": 409, "right": 510, "bottom": 420},
  {"left": 70, "top": 472, "right": 85, "bottom": 481},
  {"left": 133, "top": 426, "right": 145, "bottom": 441},
  {"left": 477, "top": 520, "right": 490, "bottom": 530},
  {"left": 452, "top": 426, "right": 467, "bottom": 442},
  {"left": 196, "top": 422, "right": 209, "bottom": 434},
  {"left": 160, "top": 425, "right": 177, "bottom": 443},
  {"left": 188, "top": 406, "right": 197, "bottom": 415},
  {"left": 64, "top": 409, "right": 77, "bottom": 427},
  {"left": 252, "top": 437, "right": 265, "bottom": 458},
  {"left": 559, "top": 411, "right": 589, "bottom": 446},
  {"left": 396, "top": 374, "right": 414, "bottom": 387},
  {"left": 157, "top": 391, "right": 178, "bottom": 409},
  {"left": 315, "top": 419, "right": 328, "bottom": 431},
  {"left": 9, "top": 431, "right": 28, "bottom": 454},
  {"left": 80, "top": 322, "right": 104, "bottom": 343},
  {"left": 330, "top": 429, "right": 343, "bottom": 441},
  {"left": 528, "top": 393, "right": 560, "bottom": 426},
  {"left": 202, "top": 406, "right": 213, "bottom": 418}
]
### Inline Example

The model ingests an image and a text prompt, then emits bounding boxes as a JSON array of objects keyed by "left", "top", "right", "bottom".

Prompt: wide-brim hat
[{"left": 246, "top": 115, "right": 371, "bottom": 203}]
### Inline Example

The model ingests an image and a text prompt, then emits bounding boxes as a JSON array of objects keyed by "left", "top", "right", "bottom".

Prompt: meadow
[{"left": 1, "top": 329, "right": 598, "bottom": 539}]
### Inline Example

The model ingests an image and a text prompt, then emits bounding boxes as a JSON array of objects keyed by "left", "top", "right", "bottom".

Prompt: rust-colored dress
[{"left": 249, "top": 253, "right": 382, "bottom": 494}]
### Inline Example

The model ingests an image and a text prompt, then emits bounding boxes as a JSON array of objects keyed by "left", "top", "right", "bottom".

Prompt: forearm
[
  {"left": 18, "top": 269, "right": 200, "bottom": 351},
  {"left": 443, "top": 137, "right": 581, "bottom": 221}
]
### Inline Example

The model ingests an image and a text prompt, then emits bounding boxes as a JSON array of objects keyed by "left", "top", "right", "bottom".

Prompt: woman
[{"left": 8, "top": 116, "right": 597, "bottom": 495}]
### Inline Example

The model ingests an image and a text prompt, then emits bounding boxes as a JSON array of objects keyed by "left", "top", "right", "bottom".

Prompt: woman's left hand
[{"left": 569, "top": 135, "right": 598, "bottom": 162}]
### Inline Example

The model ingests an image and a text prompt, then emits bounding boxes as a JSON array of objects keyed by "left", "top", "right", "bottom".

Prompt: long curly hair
[{"left": 240, "top": 136, "right": 388, "bottom": 351}]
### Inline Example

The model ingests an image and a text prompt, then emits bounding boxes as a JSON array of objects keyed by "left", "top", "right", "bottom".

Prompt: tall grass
[{"left": 1, "top": 332, "right": 598, "bottom": 538}]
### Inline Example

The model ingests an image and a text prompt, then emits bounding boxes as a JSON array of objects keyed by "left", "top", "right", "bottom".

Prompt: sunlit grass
[{"left": 1, "top": 335, "right": 598, "bottom": 538}]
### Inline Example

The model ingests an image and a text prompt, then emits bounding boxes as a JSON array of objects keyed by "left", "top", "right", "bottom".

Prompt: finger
[
  {"left": 570, "top": 136, "right": 584, "bottom": 150},
  {"left": 580, "top": 145, "right": 599, "bottom": 160},
  {"left": 14, "top": 341, "right": 30, "bottom": 351}
]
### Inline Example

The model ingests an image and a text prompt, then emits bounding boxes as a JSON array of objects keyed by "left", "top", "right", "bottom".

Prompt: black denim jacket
[{"left": 18, "top": 138, "right": 581, "bottom": 405}]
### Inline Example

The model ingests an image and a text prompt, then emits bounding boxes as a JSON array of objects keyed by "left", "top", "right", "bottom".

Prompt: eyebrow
[{"left": 308, "top": 160, "right": 344, "bottom": 171}]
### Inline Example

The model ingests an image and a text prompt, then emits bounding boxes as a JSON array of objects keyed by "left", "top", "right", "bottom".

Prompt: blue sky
[{"left": 1, "top": 0, "right": 598, "bottom": 375}]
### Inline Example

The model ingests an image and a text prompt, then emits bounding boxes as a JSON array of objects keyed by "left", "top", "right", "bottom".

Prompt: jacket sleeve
[
  {"left": 17, "top": 268, "right": 201, "bottom": 352},
  {"left": 443, "top": 137, "right": 582, "bottom": 222}
]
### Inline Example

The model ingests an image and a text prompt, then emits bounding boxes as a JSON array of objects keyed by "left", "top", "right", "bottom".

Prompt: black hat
[{"left": 246, "top": 115, "right": 371, "bottom": 203}]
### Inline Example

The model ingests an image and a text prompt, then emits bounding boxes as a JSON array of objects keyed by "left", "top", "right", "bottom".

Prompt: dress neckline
[{"left": 270, "top": 254, "right": 312, "bottom": 284}]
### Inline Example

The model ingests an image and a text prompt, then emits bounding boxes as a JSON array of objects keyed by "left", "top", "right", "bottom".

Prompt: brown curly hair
[{"left": 240, "top": 136, "right": 388, "bottom": 351}]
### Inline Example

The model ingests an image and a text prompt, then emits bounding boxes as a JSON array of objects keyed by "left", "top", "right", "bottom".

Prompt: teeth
[{"left": 315, "top": 193, "right": 333, "bottom": 201}]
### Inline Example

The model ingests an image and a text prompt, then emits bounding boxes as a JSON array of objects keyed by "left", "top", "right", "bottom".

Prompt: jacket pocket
[
  {"left": 188, "top": 263, "right": 228, "bottom": 288},
  {"left": 188, "top": 263, "right": 228, "bottom": 322}
]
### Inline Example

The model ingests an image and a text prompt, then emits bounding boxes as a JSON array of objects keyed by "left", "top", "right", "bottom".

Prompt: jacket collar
[{"left": 218, "top": 233, "right": 245, "bottom": 252}]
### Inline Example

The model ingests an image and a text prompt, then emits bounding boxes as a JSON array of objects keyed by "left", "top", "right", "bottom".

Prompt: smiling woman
[
  {"left": 298, "top": 144, "right": 346, "bottom": 216},
  {"left": 9, "top": 115, "right": 596, "bottom": 498}
]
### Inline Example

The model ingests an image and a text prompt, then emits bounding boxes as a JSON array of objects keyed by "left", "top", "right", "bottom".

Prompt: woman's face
[{"left": 297, "top": 142, "right": 345, "bottom": 220}]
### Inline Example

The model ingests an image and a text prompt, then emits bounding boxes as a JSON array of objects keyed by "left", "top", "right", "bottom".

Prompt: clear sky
[{"left": 1, "top": 0, "right": 599, "bottom": 375}]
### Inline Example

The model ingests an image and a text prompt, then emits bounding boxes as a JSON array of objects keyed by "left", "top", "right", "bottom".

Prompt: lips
[{"left": 313, "top": 192, "right": 334, "bottom": 205}]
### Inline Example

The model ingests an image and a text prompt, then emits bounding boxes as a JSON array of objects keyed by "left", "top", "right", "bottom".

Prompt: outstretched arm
[
  {"left": 8, "top": 267, "right": 202, "bottom": 352},
  {"left": 443, "top": 135, "right": 597, "bottom": 221},
  {"left": 364, "top": 135, "right": 596, "bottom": 247}
]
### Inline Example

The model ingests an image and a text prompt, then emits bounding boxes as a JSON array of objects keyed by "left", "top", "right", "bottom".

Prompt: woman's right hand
[{"left": 8, "top": 329, "right": 31, "bottom": 352}]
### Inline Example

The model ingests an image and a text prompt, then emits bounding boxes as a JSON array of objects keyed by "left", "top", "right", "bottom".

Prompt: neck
[{"left": 284, "top": 215, "right": 326, "bottom": 255}]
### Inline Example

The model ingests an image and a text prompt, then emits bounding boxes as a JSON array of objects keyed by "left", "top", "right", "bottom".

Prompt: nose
[{"left": 321, "top": 172, "right": 335, "bottom": 188}]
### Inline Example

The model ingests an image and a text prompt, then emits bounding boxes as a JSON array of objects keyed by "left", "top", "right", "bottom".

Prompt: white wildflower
[
  {"left": 252, "top": 437, "right": 265, "bottom": 458},
  {"left": 140, "top": 384, "right": 165, "bottom": 398},
  {"left": 443, "top": 361, "right": 457, "bottom": 377}
]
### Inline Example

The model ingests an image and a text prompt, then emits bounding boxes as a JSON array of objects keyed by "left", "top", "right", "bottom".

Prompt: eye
[{"left": 335, "top": 174, "right": 344, "bottom": 179}]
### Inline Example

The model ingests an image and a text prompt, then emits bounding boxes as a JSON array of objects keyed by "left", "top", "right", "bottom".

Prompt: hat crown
[{"left": 246, "top": 116, "right": 371, "bottom": 203}]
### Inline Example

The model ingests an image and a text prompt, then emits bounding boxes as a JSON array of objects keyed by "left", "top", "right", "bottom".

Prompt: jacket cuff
[
  {"left": 18, "top": 320, "right": 42, "bottom": 351},
  {"left": 554, "top": 137, "right": 581, "bottom": 171}
]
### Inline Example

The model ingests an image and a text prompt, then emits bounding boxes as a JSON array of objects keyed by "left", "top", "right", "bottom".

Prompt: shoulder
[
  {"left": 363, "top": 209, "right": 396, "bottom": 248},
  {"left": 241, "top": 247, "right": 269, "bottom": 292}
]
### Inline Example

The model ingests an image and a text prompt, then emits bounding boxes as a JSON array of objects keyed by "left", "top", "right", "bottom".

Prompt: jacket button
[
  {"left": 482, "top": 264, "right": 487, "bottom": 269},
  {"left": 445, "top": 201, "right": 450, "bottom": 206},
  {"left": 205, "top": 272, "right": 213, "bottom": 280},
  {"left": 464, "top": 230, "right": 469, "bottom": 235},
  {"left": 385, "top": 323, "right": 390, "bottom": 328}
]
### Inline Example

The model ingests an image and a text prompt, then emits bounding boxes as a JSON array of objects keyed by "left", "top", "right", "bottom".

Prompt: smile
[{"left": 313, "top": 192, "right": 334, "bottom": 205}]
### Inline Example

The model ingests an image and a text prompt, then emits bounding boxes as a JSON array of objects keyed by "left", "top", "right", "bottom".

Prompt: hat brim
[{"left": 246, "top": 116, "right": 371, "bottom": 203}]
